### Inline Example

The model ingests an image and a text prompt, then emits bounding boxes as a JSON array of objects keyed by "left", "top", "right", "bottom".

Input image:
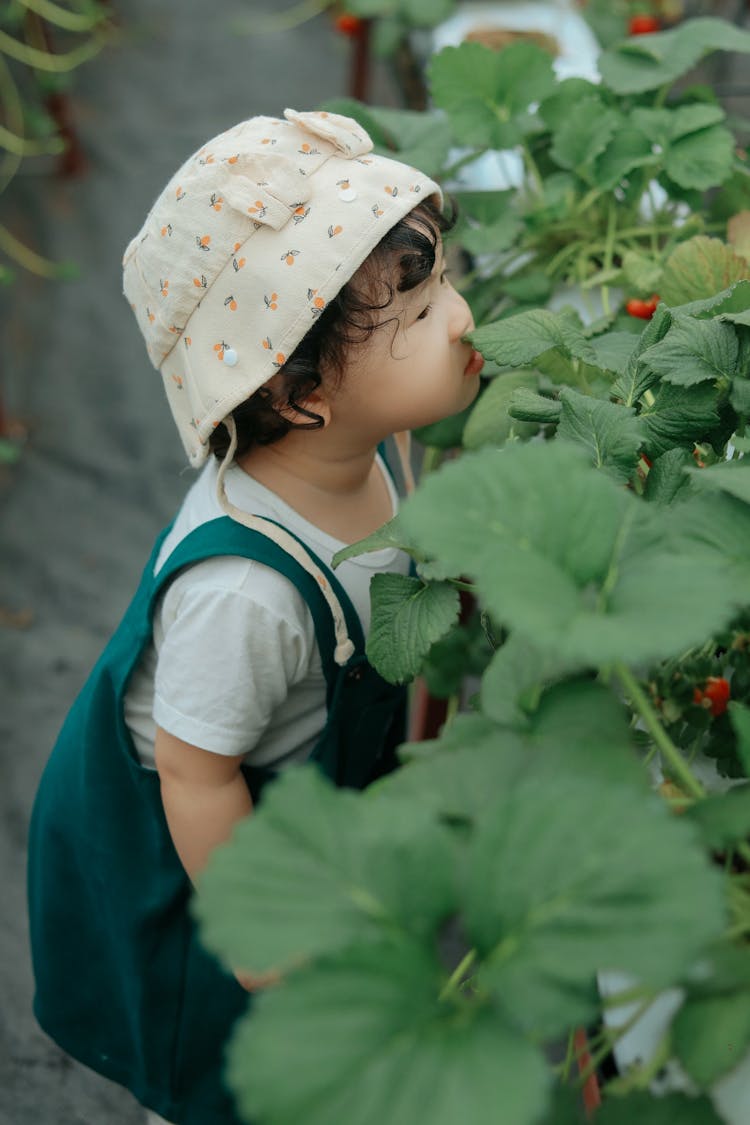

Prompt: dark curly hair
[{"left": 209, "top": 196, "right": 455, "bottom": 460}]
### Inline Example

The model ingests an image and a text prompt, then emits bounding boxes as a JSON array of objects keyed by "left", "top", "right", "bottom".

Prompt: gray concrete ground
[{"left": 0, "top": 4, "right": 398, "bottom": 1121}]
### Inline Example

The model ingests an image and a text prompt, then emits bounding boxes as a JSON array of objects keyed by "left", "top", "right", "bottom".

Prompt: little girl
[{"left": 27, "top": 108, "right": 483, "bottom": 1125}]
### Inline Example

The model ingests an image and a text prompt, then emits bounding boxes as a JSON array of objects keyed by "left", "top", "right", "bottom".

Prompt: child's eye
[{"left": 416, "top": 304, "right": 432, "bottom": 321}]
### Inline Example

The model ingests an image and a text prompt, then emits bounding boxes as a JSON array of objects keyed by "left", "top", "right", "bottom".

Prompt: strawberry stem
[{"left": 615, "top": 663, "right": 705, "bottom": 800}]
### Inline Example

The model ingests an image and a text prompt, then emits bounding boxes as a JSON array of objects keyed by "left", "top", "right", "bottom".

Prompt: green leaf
[
  {"left": 428, "top": 41, "right": 557, "bottom": 150},
  {"left": 381, "top": 678, "right": 646, "bottom": 818},
  {"left": 579, "top": 0, "right": 628, "bottom": 49},
  {"left": 668, "top": 103, "right": 727, "bottom": 139},
  {"left": 459, "top": 211, "right": 523, "bottom": 256},
  {"left": 518, "top": 678, "right": 647, "bottom": 790},
  {"left": 508, "top": 387, "right": 561, "bottom": 425},
  {"left": 375, "top": 729, "right": 529, "bottom": 823},
  {"left": 319, "top": 97, "right": 396, "bottom": 149},
  {"left": 630, "top": 103, "right": 726, "bottom": 147},
  {"left": 538, "top": 79, "right": 604, "bottom": 131},
  {"left": 611, "top": 305, "right": 672, "bottom": 406},
  {"left": 598, "top": 17, "right": 750, "bottom": 95},
  {"left": 640, "top": 381, "right": 720, "bottom": 459},
  {"left": 595, "top": 1091, "right": 724, "bottom": 1125},
  {"left": 500, "top": 271, "right": 553, "bottom": 304},
  {"left": 413, "top": 400, "right": 474, "bottom": 450},
  {"left": 530, "top": 171, "right": 578, "bottom": 225},
  {"left": 332, "top": 515, "right": 411, "bottom": 569},
  {"left": 366, "top": 575, "right": 460, "bottom": 684},
  {"left": 550, "top": 101, "right": 623, "bottom": 184},
  {"left": 729, "top": 702, "right": 750, "bottom": 774},
  {"left": 535, "top": 1086, "right": 588, "bottom": 1125},
  {"left": 589, "top": 332, "right": 640, "bottom": 376},
  {"left": 639, "top": 314, "right": 739, "bottom": 385},
  {"left": 370, "top": 14, "right": 404, "bottom": 57},
  {"left": 470, "top": 308, "right": 598, "bottom": 368},
  {"left": 673, "top": 987, "right": 750, "bottom": 1087},
  {"left": 557, "top": 387, "right": 643, "bottom": 482},
  {"left": 523, "top": 680, "right": 643, "bottom": 778},
  {"left": 344, "top": 0, "right": 397, "bottom": 15},
  {"left": 659, "top": 236, "right": 750, "bottom": 306},
  {"left": 687, "top": 458, "right": 750, "bottom": 504},
  {"left": 195, "top": 768, "right": 457, "bottom": 974},
  {"left": 227, "top": 941, "right": 552, "bottom": 1125},
  {"left": 710, "top": 167, "right": 750, "bottom": 224},
  {"left": 421, "top": 616, "right": 492, "bottom": 699},
  {"left": 358, "top": 105, "right": 454, "bottom": 177},
  {"left": 730, "top": 376, "right": 750, "bottom": 414},
  {"left": 669, "top": 490, "right": 750, "bottom": 590},
  {"left": 594, "top": 125, "right": 654, "bottom": 190},
  {"left": 479, "top": 633, "right": 579, "bottom": 727},
  {"left": 674, "top": 278, "right": 750, "bottom": 321},
  {"left": 464, "top": 770, "right": 725, "bottom": 1037},
  {"left": 686, "top": 784, "right": 750, "bottom": 850},
  {"left": 452, "top": 189, "right": 516, "bottom": 226},
  {"left": 463, "top": 371, "right": 540, "bottom": 450},
  {"left": 622, "top": 250, "right": 664, "bottom": 297},
  {"left": 400, "top": 0, "right": 454, "bottom": 26},
  {"left": 644, "top": 447, "right": 694, "bottom": 504},
  {"left": 665, "top": 124, "right": 735, "bottom": 191},
  {"left": 399, "top": 442, "right": 740, "bottom": 666},
  {"left": 319, "top": 100, "right": 453, "bottom": 178}
]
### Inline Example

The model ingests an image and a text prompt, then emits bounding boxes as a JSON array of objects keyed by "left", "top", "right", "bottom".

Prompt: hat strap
[{"left": 215, "top": 417, "right": 356, "bottom": 666}]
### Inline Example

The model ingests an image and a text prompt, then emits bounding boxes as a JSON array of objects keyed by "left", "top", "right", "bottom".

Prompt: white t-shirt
[{"left": 124, "top": 455, "right": 407, "bottom": 770}]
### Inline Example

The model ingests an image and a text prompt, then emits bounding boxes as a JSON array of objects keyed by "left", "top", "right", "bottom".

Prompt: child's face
[{"left": 328, "top": 237, "right": 482, "bottom": 443}]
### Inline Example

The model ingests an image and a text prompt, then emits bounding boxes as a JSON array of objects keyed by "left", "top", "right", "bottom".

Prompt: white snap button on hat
[
  {"left": 338, "top": 187, "right": 357, "bottom": 202},
  {"left": 223, "top": 348, "right": 238, "bottom": 367}
]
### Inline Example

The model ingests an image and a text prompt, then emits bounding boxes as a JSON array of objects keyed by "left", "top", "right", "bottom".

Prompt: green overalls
[{"left": 28, "top": 514, "right": 406, "bottom": 1125}]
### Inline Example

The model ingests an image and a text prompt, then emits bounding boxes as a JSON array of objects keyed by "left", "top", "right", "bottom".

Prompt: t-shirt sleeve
[{"left": 152, "top": 562, "right": 315, "bottom": 757}]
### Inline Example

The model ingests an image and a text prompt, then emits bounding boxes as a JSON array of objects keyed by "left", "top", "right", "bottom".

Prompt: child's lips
[{"left": 464, "top": 349, "right": 484, "bottom": 377}]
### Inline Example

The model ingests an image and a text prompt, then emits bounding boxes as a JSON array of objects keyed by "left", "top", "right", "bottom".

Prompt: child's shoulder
[
  {"left": 154, "top": 462, "right": 315, "bottom": 633},
  {"left": 155, "top": 459, "right": 281, "bottom": 573}
]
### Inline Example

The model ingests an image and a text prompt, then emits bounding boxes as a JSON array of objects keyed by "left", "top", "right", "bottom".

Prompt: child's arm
[
  {"left": 154, "top": 726, "right": 252, "bottom": 882},
  {"left": 155, "top": 727, "right": 280, "bottom": 990}
]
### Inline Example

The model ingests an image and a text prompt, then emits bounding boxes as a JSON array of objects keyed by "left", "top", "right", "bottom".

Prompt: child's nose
[{"left": 448, "top": 283, "right": 474, "bottom": 340}]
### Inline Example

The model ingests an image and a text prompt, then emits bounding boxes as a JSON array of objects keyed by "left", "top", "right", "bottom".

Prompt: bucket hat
[{"left": 123, "top": 108, "right": 442, "bottom": 466}]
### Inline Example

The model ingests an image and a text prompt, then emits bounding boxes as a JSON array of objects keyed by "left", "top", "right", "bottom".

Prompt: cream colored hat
[{"left": 123, "top": 107, "right": 442, "bottom": 466}]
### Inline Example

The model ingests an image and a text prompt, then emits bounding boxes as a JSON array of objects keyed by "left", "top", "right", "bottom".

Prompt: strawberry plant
[
  {"left": 0, "top": 0, "right": 113, "bottom": 282},
  {"left": 196, "top": 18, "right": 750, "bottom": 1124}
]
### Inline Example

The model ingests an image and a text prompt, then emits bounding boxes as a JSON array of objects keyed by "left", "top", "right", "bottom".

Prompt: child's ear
[{"left": 278, "top": 388, "right": 331, "bottom": 429}]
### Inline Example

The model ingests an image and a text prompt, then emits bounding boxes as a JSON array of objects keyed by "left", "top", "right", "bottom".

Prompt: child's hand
[{"left": 234, "top": 968, "right": 282, "bottom": 992}]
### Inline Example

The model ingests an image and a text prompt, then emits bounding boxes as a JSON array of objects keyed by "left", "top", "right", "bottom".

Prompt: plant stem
[
  {"left": 0, "top": 123, "right": 64, "bottom": 157},
  {"left": 17, "top": 0, "right": 103, "bottom": 32},
  {"left": 441, "top": 149, "right": 487, "bottom": 181},
  {"left": 0, "top": 223, "right": 70, "bottom": 278},
  {"left": 520, "top": 142, "right": 544, "bottom": 197},
  {"left": 0, "top": 27, "right": 103, "bottom": 70},
  {"left": 600, "top": 982, "right": 655, "bottom": 1009},
  {"left": 448, "top": 579, "right": 476, "bottom": 594},
  {"left": 233, "top": 0, "right": 330, "bottom": 34},
  {"left": 615, "top": 664, "right": 705, "bottom": 800},
  {"left": 420, "top": 445, "right": 443, "bottom": 477},
  {"left": 444, "top": 693, "right": 461, "bottom": 725},
  {"left": 438, "top": 948, "right": 477, "bottom": 1001},
  {"left": 577, "top": 996, "right": 657, "bottom": 1086},
  {"left": 561, "top": 1027, "right": 577, "bottom": 1082},
  {"left": 601, "top": 198, "right": 617, "bottom": 317},
  {"left": 0, "top": 53, "right": 23, "bottom": 191}
]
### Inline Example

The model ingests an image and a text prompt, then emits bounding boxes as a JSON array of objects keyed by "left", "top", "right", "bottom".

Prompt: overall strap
[{"left": 149, "top": 515, "right": 365, "bottom": 697}]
